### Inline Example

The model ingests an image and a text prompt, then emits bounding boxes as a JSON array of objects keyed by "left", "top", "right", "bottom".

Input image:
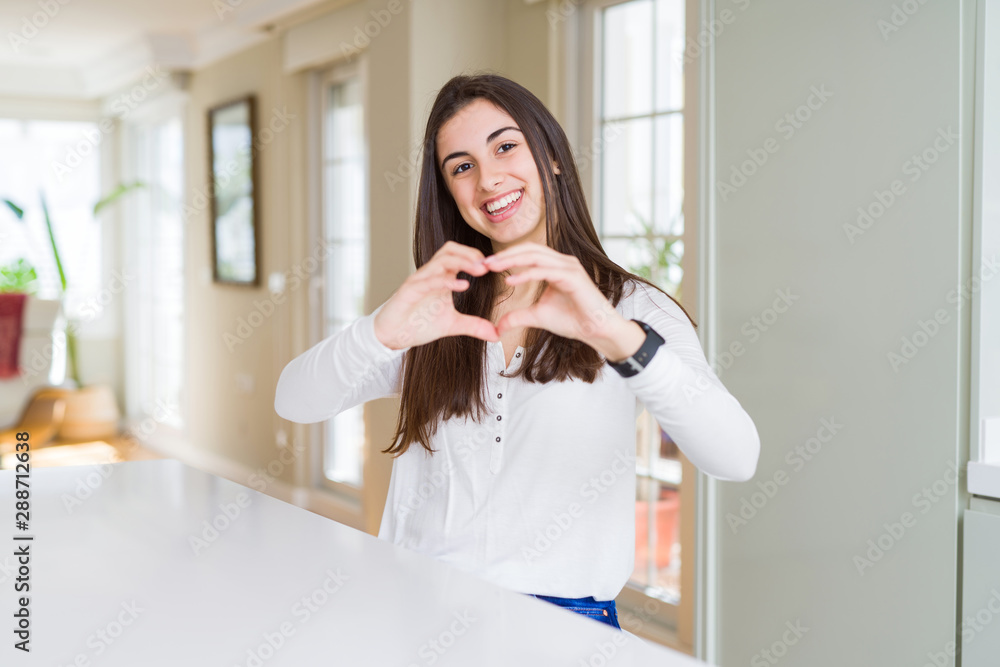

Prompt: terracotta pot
[
  {"left": 635, "top": 490, "right": 680, "bottom": 570},
  {"left": 34, "top": 384, "right": 121, "bottom": 442}
]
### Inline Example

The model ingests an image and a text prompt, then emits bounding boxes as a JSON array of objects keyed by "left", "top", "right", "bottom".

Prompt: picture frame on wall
[{"left": 207, "top": 94, "right": 260, "bottom": 287}]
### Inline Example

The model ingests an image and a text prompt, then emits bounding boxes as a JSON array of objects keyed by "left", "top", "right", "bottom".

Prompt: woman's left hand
[{"left": 482, "top": 242, "right": 633, "bottom": 349}]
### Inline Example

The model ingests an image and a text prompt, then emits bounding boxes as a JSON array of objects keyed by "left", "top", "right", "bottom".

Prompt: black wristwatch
[{"left": 606, "top": 319, "right": 665, "bottom": 378}]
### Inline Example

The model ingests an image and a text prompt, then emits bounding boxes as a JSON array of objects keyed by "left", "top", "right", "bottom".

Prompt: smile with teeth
[{"left": 484, "top": 189, "right": 523, "bottom": 215}]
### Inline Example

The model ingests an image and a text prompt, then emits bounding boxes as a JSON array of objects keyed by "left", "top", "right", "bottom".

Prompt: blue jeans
[{"left": 523, "top": 594, "right": 622, "bottom": 630}]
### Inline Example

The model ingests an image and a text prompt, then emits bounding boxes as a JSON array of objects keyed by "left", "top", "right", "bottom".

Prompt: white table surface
[{"left": 0, "top": 458, "right": 708, "bottom": 666}]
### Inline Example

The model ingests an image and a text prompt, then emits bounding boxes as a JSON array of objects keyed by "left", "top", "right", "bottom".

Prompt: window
[
  {"left": 0, "top": 118, "right": 103, "bottom": 349},
  {"left": 598, "top": 0, "right": 684, "bottom": 296},
  {"left": 577, "top": 0, "right": 691, "bottom": 644},
  {"left": 970, "top": 0, "right": 1000, "bottom": 498},
  {"left": 319, "top": 62, "right": 368, "bottom": 492},
  {"left": 122, "top": 114, "right": 186, "bottom": 431}
]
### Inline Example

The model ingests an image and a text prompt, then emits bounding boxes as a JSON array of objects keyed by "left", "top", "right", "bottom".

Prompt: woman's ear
[{"left": 552, "top": 161, "right": 561, "bottom": 175}]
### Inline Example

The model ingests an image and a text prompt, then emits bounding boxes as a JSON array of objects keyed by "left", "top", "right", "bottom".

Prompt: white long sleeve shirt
[{"left": 274, "top": 280, "right": 760, "bottom": 601}]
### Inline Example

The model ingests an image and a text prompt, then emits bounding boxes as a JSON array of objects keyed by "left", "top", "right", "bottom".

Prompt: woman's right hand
[{"left": 373, "top": 241, "right": 499, "bottom": 350}]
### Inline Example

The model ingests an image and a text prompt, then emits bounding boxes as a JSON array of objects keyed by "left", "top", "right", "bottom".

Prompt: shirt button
[
  {"left": 497, "top": 393, "right": 502, "bottom": 399},
  {"left": 495, "top": 436, "right": 501, "bottom": 442},
  {"left": 516, "top": 352, "right": 521, "bottom": 358},
  {"left": 497, "top": 415, "right": 502, "bottom": 421}
]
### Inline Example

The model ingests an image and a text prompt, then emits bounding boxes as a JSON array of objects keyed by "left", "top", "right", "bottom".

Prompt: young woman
[{"left": 275, "top": 73, "right": 760, "bottom": 632}]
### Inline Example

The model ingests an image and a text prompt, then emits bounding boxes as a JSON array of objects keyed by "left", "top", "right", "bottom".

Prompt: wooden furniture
[{"left": 0, "top": 389, "right": 65, "bottom": 466}]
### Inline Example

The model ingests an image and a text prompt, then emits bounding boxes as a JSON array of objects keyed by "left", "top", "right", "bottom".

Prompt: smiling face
[{"left": 436, "top": 98, "right": 558, "bottom": 255}]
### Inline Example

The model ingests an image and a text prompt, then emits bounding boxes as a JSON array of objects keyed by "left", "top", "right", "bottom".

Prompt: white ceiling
[{"left": 0, "top": 0, "right": 334, "bottom": 98}]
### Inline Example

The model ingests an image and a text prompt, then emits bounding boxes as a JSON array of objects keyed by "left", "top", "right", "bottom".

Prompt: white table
[{"left": 0, "top": 459, "right": 707, "bottom": 666}]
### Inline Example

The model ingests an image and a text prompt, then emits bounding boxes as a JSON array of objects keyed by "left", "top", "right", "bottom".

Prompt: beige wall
[{"left": 182, "top": 36, "right": 308, "bottom": 480}]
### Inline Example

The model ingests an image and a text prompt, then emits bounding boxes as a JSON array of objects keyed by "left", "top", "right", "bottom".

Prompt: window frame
[
  {"left": 969, "top": 0, "right": 1000, "bottom": 499},
  {"left": 119, "top": 92, "right": 189, "bottom": 439},
  {"left": 571, "top": 0, "right": 703, "bottom": 653},
  {"left": 310, "top": 57, "right": 371, "bottom": 505}
]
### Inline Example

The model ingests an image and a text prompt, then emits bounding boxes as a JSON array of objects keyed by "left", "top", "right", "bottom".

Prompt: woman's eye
[{"left": 451, "top": 143, "right": 515, "bottom": 175}]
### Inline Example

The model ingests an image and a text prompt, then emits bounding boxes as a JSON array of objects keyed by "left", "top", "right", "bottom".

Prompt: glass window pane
[
  {"left": 602, "top": 0, "right": 654, "bottom": 119},
  {"left": 327, "top": 404, "right": 364, "bottom": 486},
  {"left": 603, "top": 237, "right": 654, "bottom": 279},
  {"left": 654, "top": 114, "right": 684, "bottom": 235},
  {"left": 324, "top": 240, "right": 365, "bottom": 326},
  {"left": 0, "top": 119, "right": 102, "bottom": 313},
  {"left": 603, "top": 235, "right": 681, "bottom": 297},
  {"left": 601, "top": 118, "right": 653, "bottom": 236},
  {"left": 327, "top": 79, "right": 362, "bottom": 160},
  {"left": 656, "top": 0, "right": 685, "bottom": 111},
  {"left": 322, "top": 72, "right": 368, "bottom": 491},
  {"left": 633, "top": 478, "right": 681, "bottom": 602},
  {"left": 325, "top": 161, "right": 365, "bottom": 242}
]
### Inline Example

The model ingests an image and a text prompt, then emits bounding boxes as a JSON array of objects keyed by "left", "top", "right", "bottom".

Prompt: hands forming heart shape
[{"left": 372, "top": 241, "right": 635, "bottom": 358}]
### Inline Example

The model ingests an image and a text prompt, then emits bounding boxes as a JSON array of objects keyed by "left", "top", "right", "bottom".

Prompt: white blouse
[{"left": 274, "top": 279, "right": 760, "bottom": 601}]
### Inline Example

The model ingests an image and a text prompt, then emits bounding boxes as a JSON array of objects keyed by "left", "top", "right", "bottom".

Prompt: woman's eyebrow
[{"left": 440, "top": 126, "right": 523, "bottom": 170}]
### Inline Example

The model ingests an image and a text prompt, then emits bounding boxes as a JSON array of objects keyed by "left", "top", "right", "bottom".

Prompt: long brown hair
[{"left": 382, "top": 72, "right": 696, "bottom": 458}]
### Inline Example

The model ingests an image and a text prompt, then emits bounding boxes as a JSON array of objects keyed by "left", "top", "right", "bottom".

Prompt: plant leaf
[
  {"left": 39, "top": 192, "right": 68, "bottom": 293},
  {"left": 3, "top": 199, "right": 24, "bottom": 220},
  {"left": 93, "top": 180, "right": 145, "bottom": 217}
]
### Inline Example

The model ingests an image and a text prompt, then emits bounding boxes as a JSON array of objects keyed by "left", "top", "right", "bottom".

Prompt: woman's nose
[{"left": 478, "top": 165, "right": 503, "bottom": 192}]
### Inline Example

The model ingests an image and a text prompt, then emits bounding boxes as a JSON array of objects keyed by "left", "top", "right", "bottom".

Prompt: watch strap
[{"left": 606, "top": 319, "right": 665, "bottom": 378}]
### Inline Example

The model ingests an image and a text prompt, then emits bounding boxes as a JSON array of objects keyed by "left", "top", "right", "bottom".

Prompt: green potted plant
[
  {"left": 3, "top": 183, "right": 143, "bottom": 442},
  {"left": 0, "top": 257, "right": 39, "bottom": 295},
  {"left": 625, "top": 204, "right": 684, "bottom": 301}
]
